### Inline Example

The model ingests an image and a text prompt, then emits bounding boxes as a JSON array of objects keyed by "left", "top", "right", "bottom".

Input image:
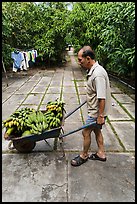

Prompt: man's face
[{"left": 78, "top": 50, "right": 88, "bottom": 69}]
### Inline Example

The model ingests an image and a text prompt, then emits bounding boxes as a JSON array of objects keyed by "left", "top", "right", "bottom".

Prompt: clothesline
[
  {"left": 14, "top": 47, "right": 36, "bottom": 51},
  {"left": 14, "top": 48, "right": 36, "bottom": 51}
]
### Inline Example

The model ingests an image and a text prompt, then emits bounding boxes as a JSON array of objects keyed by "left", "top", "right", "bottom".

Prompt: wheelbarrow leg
[
  {"left": 44, "top": 139, "right": 55, "bottom": 152},
  {"left": 58, "top": 137, "right": 65, "bottom": 158},
  {"left": 44, "top": 138, "right": 65, "bottom": 159},
  {"left": 58, "top": 127, "right": 66, "bottom": 158}
]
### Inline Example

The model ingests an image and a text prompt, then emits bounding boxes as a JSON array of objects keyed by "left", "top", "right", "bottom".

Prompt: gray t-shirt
[{"left": 86, "top": 61, "right": 112, "bottom": 117}]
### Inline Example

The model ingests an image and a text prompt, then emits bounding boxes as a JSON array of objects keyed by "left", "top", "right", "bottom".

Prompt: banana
[
  {"left": 49, "top": 121, "right": 53, "bottom": 128},
  {"left": 31, "top": 124, "right": 38, "bottom": 132},
  {"left": 56, "top": 113, "right": 61, "bottom": 118},
  {"left": 57, "top": 106, "right": 62, "bottom": 112},
  {"left": 42, "top": 121, "right": 48, "bottom": 130},
  {"left": 8, "top": 121, "right": 13, "bottom": 128},
  {"left": 13, "top": 120, "right": 17, "bottom": 126},
  {"left": 5, "top": 122, "right": 9, "bottom": 127},
  {"left": 38, "top": 123, "right": 43, "bottom": 132},
  {"left": 31, "top": 129, "right": 39, "bottom": 135},
  {"left": 6, "top": 127, "right": 15, "bottom": 136},
  {"left": 56, "top": 118, "right": 61, "bottom": 125},
  {"left": 16, "top": 122, "right": 19, "bottom": 127}
]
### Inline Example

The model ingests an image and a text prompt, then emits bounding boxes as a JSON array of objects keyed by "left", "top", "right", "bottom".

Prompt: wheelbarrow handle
[
  {"left": 64, "top": 100, "right": 87, "bottom": 120},
  {"left": 59, "top": 121, "right": 101, "bottom": 138}
]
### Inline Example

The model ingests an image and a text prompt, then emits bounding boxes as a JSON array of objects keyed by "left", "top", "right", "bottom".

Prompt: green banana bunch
[
  {"left": 25, "top": 111, "right": 48, "bottom": 135},
  {"left": 3, "top": 107, "right": 36, "bottom": 138},
  {"left": 43, "top": 99, "right": 66, "bottom": 129},
  {"left": 44, "top": 114, "right": 61, "bottom": 129},
  {"left": 46, "top": 99, "right": 65, "bottom": 120}
]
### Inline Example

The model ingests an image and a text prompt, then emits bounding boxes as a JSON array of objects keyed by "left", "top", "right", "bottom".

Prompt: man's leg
[
  {"left": 80, "top": 127, "right": 93, "bottom": 159},
  {"left": 71, "top": 127, "right": 93, "bottom": 166},
  {"left": 93, "top": 128, "right": 106, "bottom": 159}
]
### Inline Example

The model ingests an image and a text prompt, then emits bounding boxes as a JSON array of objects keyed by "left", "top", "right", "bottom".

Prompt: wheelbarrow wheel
[{"left": 13, "top": 140, "right": 36, "bottom": 153}]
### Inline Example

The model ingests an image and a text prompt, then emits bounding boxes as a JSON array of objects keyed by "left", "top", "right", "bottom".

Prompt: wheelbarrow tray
[
  {"left": 8, "top": 109, "right": 65, "bottom": 142},
  {"left": 11, "top": 126, "right": 62, "bottom": 142}
]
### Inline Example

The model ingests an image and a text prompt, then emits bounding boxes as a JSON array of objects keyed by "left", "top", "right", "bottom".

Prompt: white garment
[
  {"left": 20, "top": 60, "right": 27, "bottom": 70},
  {"left": 23, "top": 52, "right": 29, "bottom": 68},
  {"left": 13, "top": 64, "right": 17, "bottom": 72}
]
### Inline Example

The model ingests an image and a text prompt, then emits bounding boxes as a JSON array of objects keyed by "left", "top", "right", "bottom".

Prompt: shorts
[{"left": 85, "top": 115, "right": 106, "bottom": 129}]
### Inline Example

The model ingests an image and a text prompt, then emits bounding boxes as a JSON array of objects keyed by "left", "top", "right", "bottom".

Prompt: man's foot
[
  {"left": 71, "top": 155, "right": 88, "bottom": 167},
  {"left": 89, "top": 152, "right": 106, "bottom": 162}
]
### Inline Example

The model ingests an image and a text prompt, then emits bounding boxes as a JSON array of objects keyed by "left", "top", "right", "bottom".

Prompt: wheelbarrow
[{"left": 7, "top": 100, "right": 99, "bottom": 155}]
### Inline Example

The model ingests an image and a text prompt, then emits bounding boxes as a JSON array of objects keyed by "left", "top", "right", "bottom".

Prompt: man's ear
[{"left": 86, "top": 56, "right": 90, "bottom": 62}]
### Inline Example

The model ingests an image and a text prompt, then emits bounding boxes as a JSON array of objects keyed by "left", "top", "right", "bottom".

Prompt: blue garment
[
  {"left": 86, "top": 115, "right": 97, "bottom": 125},
  {"left": 85, "top": 115, "right": 106, "bottom": 129},
  {"left": 11, "top": 51, "right": 24, "bottom": 69}
]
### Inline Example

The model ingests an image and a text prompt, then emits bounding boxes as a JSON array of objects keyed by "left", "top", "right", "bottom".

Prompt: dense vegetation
[{"left": 2, "top": 2, "right": 135, "bottom": 82}]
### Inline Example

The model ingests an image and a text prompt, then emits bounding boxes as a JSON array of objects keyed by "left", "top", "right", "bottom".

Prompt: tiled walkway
[{"left": 2, "top": 53, "right": 135, "bottom": 202}]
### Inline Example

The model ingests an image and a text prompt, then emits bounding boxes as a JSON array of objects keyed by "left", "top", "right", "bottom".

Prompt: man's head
[{"left": 78, "top": 46, "right": 95, "bottom": 69}]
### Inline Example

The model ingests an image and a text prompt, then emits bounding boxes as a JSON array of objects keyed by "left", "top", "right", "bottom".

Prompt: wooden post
[{"left": 2, "top": 57, "right": 8, "bottom": 87}]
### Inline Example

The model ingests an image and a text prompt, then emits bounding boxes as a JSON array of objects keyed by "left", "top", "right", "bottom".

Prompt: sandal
[
  {"left": 71, "top": 155, "right": 88, "bottom": 167},
  {"left": 89, "top": 153, "right": 106, "bottom": 162}
]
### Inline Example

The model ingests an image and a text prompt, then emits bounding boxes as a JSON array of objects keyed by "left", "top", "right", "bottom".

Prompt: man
[{"left": 71, "top": 46, "right": 112, "bottom": 166}]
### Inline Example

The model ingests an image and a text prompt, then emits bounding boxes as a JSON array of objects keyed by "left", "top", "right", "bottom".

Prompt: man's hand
[{"left": 97, "top": 115, "right": 105, "bottom": 125}]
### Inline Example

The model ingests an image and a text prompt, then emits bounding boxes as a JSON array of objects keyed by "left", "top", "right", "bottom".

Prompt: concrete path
[{"left": 2, "top": 52, "right": 135, "bottom": 202}]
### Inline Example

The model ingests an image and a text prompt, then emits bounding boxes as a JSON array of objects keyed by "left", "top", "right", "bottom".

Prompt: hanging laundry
[{"left": 11, "top": 48, "right": 38, "bottom": 71}]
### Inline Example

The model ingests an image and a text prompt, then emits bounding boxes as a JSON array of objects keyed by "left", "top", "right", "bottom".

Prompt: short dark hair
[
  {"left": 82, "top": 50, "right": 95, "bottom": 60},
  {"left": 77, "top": 45, "right": 93, "bottom": 53}
]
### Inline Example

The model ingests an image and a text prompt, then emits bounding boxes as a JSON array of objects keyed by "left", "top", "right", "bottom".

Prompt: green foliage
[
  {"left": 96, "top": 2, "right": 135, "bottom": 78},
  {"left": 32, "top": 2, "right": 67, "bottom": 63},
  {"left": 2, "top": 2, "right": 135, "bottom": 81},
  {"left": 65, "top": 2, "right": 135, "bottom": 80},
  {"left": 2, "top": 3, "right": 13, "bottom": 67}
]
